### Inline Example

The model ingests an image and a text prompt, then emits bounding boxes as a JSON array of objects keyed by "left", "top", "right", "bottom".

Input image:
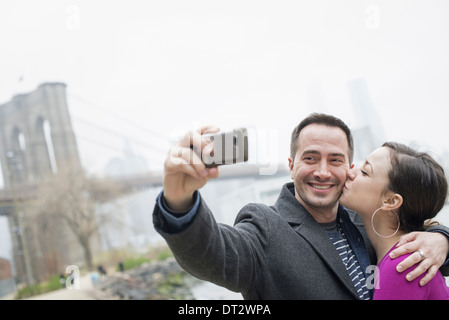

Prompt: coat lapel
[
  {"left": 275, "top": 183, "right": 360, "bottom": 299},
  {"left": 295, "top": 215, "right": 360, "bottom": 299}
]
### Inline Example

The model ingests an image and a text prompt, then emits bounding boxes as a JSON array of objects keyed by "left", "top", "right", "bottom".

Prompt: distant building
[
  {"left": 351, "top": 126, "right": 379, "bottom": 165},
  {"left": 104, "top": 139, "right": 149, "bottom": 177},
  {"left": 440, "top": 150, "right": 449, "bottom": 178},
  {"left": 0, "top": 257, "right": 15, "bottom": 297},
  {"left": 0, "top": 258, "right": 12, "bottom": 279},
  {"left": 348, "top": 78, "right": 385, "bottom": 163}
]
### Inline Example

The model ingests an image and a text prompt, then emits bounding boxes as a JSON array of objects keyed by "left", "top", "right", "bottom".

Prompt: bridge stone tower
[
  {"left": 0, "top": 82, "right": 83, "bottom": 285},
  {"left": 0, "top": 82, "right": 82, "bottom": 186}
]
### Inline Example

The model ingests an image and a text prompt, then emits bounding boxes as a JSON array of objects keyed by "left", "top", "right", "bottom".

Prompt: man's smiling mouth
[{"left": 310, "top": 184, "right": 333, "bottom": 190}]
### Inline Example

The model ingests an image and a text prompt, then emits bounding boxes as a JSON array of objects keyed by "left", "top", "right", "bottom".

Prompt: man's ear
[
  {"left": 288, "top": 157, "right": 294, "bottom": 179},
  {"left": 382, "top": 193, "right": 403, "bottom": 211}
]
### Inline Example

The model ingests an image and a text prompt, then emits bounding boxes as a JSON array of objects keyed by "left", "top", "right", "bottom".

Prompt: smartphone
[{"left": 201, "top": 127, "right": 249, "bottom": 168}]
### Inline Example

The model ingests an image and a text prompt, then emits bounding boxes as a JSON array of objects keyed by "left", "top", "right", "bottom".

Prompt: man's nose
[{"left": 313, "top": 162, "right": 331, "bottom": 180}]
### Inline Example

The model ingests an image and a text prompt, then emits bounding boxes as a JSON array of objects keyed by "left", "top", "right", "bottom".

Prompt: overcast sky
[
  {"left": 1, "top": 0, "right": 449, "bottom": 262},
  {"left": 1, "top": 0, "right": 449, "bottom": 178}
]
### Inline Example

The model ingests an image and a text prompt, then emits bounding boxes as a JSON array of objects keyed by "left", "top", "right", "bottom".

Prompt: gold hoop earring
[{"left": 371, "top": 207, "right": 400, "bottom": 238}]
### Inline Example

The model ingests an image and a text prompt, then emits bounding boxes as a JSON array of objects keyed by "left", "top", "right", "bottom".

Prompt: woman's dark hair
[
  {"left": 290, "top": 113, "right": 354, "bottom": 163},
  {"left": 383, "top": 142, "right": 449, "bottom": 232}
]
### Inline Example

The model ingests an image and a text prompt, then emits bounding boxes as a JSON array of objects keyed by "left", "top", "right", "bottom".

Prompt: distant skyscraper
[
  {"left": 440, "top": 150, "right": 449, "bottom": 180},
  {"left": 103, "top": 139, "right": 149, "bottom": 177},
  {"left": 348, "top": 78, "right": 385, "bottom": 163}
]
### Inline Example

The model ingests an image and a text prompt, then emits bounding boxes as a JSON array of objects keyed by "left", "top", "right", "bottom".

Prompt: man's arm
[
  {"left": 152, "top": 125, "right": 261, "bottom": 293},
  {"left": 153, "top": 192, "right": 268, "bottom": 293},
  {"left": 389, "top": 226, "right": 449, "bottom": 286}
]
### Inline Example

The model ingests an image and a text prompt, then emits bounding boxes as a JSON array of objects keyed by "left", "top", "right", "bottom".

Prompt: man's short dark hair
[{"left": 290, "top": 113, "right": 354, "bottom": 164}]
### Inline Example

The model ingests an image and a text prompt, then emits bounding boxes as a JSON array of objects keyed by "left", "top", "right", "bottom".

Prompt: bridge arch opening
[
  {"left": 43, "top": 119, "right": 58, "bottom": 174},
  {"left": 34, "top": 117, "right": 58, "bottom": 175}
]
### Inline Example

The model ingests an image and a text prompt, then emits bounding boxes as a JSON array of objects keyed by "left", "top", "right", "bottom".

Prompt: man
[{"left": 153, "top": 113, "right": 449, "bottom": 299}]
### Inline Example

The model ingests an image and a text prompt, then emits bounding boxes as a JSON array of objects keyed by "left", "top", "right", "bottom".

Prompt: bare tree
[{"left": 27, "top": 166, "right": 122, "bottom": 271}]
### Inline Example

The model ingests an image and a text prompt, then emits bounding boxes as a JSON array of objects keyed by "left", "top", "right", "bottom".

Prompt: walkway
[
  {"left": 1, "top": 272, "right": 243, "bottom": 300},
  {"left": 1, "top": 273, "right": 102, "bottom": 300}
]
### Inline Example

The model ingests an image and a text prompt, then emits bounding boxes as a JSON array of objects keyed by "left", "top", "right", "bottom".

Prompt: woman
[{"left": 340, "top": 142, "right": 449, "bottom": 300}]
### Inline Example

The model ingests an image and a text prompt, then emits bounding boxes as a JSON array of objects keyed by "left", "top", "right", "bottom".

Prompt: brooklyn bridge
[
  {"left": 0, "top": 82, "right": 289, "bottom": 295},
  {"left": 0, "top": 82, "right": 167, "bottom": 290}
]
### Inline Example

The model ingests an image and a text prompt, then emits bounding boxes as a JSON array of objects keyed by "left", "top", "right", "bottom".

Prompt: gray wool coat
[
  {"left": 153, "top": 182, "right": 377, "bottom": 300},
  {"left": 153, "top": 182, "right": 449, "bottom": 300}
]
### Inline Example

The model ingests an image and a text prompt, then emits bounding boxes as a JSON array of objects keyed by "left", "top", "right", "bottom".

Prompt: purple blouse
[{"left": 374, "top": 246, "right": 449, "bottom": 300}]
